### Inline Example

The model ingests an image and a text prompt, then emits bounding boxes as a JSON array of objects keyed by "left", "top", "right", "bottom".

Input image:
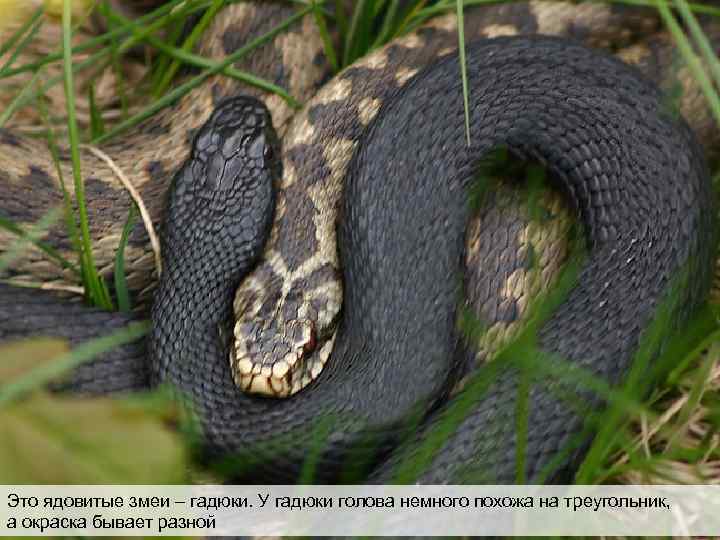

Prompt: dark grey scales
[{"left": 0, "top": 36, "right": 715, "bottom": 483}]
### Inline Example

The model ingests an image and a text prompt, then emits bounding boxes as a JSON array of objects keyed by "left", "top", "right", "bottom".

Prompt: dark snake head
[
  {"left": 150, "top": 96, "right": 281, "bottom": 390},
  {"left": 161, "top": 96, "right": 280, "bottom": 276}
]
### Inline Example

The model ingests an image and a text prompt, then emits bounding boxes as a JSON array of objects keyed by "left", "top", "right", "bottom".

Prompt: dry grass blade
[{"left": 81, "top": 144, "right": 162, "bottom": 276}]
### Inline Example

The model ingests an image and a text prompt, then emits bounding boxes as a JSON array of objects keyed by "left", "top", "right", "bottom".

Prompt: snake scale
[{"left": 0, "top": 1, "right": 718, "bottom": 482}]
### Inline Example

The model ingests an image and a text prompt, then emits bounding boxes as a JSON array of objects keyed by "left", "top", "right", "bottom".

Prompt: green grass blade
[
  {"left": 296, "top": 415, "right": 335, "bottom": 484},
  {"left": 333, "top": 0, "right": 349, "bottom": 44},
  {"left": 133, "top": 30, "right": 301, "bottom": 108},
  {"left": 411, "top": 0, "right": 498, "bottom": 27},
  {"left": 103, "top": 0, "right": 301, "bottom": 107},
  {"left": 3, "top": 0, "right": 292, "bottom": 124},
  {"left": 666, "top": 305, "right": 720, "bottom": 384},
  {"left": 674, "top": 0, "right": 720, "bottom": 89},
  {"left": 0, "top": 70, "right": 42, "bottom": 127},
  {"left": 311, "top": 0, "right": 339, "bottom": 72},
  {"left": 0, "top": 5, "right": 44, "bottom": 60},
  {"left": 387, "top": 1, "right": 431, "bottom": 40},
  {"left": 343, "top": 0, "right": 371, "bottom": 67},
  {"left": 97, "top": 0, "right": 130, "bottom": 119},
  {"left": 514, "top": 366, "right": 530, "bottom": 484},
  {"left": 0, "top": 0, "right": 215, "bottom": 81},
  {"left": 663, "top": 342, "right": 717, "bottom": 453},
  {"left": 0, "top": 208, "right": 63, "bottom": 273},
  {"left": 574, "top": 265, "right": 704, "bottom": 483},
  {"left": 613, "top": 0, "right": 720, "bottom": 15},
  {"left": 62, "top": 0, "right": 113, "bottom": 309},
  {"left": 114, "top": 205, "right": 138, "bottom": 313},
  {"left": 0, "top": 0, "right": 220, "bottom": 126},
  {"left": 0, "top": 13, "right": 44, "bottom": 74},
  {"left": 372, "top": 0, "right": 402, "bottom": 48},
  {"left": 88, "top": 83, "right": 106, "bottom": 139},
  {"left": 656, "top": 0, "right": 720, "bottom": 125},
  {"left": 0, "top": 215, "right": 79, "bottom": 277},
  {"left": 153, "top": 0, "right": 225, "bottom": 97},
  {"left": 36, "top": 86, "right": 86, "bottom": 287},
  {"left": 2, "top": 50, "right": 107, "bottom": 119},
  {"left": 93, "top": 6, "right": 310, "bottom": 144},
  {"left": 149, "top": 14, "right": 187, "bottom": 94}
]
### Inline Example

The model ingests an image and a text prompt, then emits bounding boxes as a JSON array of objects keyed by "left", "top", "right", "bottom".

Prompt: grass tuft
[{"left": 62, "top": 0, "right": 113, "bottom": 309}]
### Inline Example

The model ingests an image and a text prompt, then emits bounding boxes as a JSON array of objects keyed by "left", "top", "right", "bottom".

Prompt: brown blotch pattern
[{"left": 275, "top": 184, "right": 320, "bottom": 272}]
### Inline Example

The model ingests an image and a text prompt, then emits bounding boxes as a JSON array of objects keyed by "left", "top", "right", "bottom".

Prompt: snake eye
[{"left": 263, "top": 142, "right": 274, "bottom": 161}]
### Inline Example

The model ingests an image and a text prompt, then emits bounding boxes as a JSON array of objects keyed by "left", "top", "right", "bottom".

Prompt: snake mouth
[{"left": 232, "top": 320, "right": 332, "bottom": 397}]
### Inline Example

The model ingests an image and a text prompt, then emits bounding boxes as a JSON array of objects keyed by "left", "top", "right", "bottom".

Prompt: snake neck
[{"left": 148, "top": 245, "right": 246, "bottom": 386}]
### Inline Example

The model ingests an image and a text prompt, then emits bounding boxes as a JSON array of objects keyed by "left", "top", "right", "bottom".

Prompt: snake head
[
  {"left": 230, "top": 256, "right": 341, "bottom": 397},
  {"left": 163, "top": 95, "right": 280, "bottom": 269}
]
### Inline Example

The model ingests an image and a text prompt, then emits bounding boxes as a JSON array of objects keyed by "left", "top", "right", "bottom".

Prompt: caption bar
[{"left": 2, "top": 485, "right": 719, "bottom": 536}]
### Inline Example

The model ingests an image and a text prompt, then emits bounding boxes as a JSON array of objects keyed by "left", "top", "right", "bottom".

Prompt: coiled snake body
[{"left": 0, "top": 2, "right": 717, "bottom": 482}]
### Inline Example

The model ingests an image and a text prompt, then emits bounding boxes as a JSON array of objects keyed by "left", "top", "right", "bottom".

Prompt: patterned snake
[{"left": 0, "top": 1, "right": 718, "bottom": 482}]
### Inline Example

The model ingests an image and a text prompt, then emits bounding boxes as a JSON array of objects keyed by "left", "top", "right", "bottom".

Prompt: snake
[{"left": 0, "top": 1, "right": 718, "bottom": 483}]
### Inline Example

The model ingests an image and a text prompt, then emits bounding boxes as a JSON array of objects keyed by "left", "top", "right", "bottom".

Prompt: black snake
[{"left": 0, "top": 1, "right": 718, "bottom": 483}]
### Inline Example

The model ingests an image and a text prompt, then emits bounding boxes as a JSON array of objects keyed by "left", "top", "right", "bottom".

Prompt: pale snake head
[{"left": 230, "top": 253, "right": 341, "bottom": 397}]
